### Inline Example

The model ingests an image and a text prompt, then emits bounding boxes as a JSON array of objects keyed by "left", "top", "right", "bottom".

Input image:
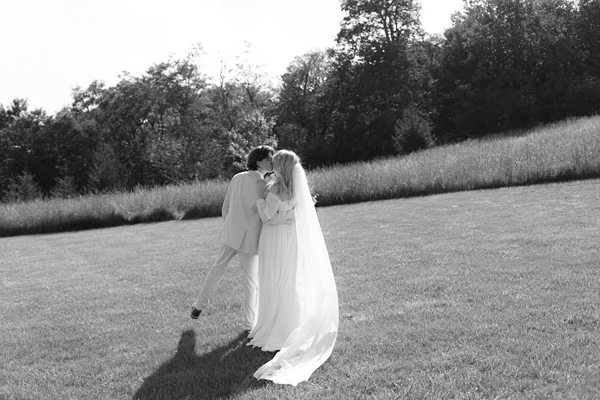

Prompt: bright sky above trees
[{"left": 0, "top": 0, "right": 463, "bottom": 114}]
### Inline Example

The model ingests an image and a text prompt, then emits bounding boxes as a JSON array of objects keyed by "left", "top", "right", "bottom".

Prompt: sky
[{"left": 0, "top": 0, "right": 464, "bottom": 115}]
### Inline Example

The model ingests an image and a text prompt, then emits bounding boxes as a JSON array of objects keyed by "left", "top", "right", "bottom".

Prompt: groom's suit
[
  {"left": 221, "top": 171, "right": 265, "bottom": 254},
  {"left": 195, "top": 170, "right": 292, "bottom": 329}
]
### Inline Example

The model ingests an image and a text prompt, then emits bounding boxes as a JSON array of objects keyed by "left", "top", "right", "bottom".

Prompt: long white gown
[
  {"left": 248, "top": 193, "right": 299, "bottom": 351},
  {"left": 248, "top": 165, "right": 339, "bottom": 386}
]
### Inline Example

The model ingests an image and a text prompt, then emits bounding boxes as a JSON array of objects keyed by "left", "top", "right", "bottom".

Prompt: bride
[{"left": 247, "top": 149, "right": 339, "bottom": 386}]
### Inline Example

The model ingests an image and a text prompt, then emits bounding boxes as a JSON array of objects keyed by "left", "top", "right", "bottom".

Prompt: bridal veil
[{"left": 253, "top": 163, "right": 339, "bottom": 385}]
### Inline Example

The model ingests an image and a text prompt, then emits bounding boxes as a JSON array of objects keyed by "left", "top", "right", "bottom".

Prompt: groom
[{"left": 191, "top": 145, "right": 291, "bottom": 330}]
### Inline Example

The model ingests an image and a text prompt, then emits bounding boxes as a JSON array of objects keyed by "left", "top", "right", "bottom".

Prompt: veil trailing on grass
[{"left": 253, "top": 163, "right": 339, "bottom": 386}]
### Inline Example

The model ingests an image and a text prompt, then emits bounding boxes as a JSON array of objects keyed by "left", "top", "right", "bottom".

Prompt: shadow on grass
[{"left": 133, "top": 329, "right": 275, "bottom": 400}]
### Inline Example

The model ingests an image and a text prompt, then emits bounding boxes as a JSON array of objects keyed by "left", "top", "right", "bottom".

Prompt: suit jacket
[
  {"left": 221, "top": 170, "right": 295, "bottom": 254},
  {"left": 221, "top": 170, "right": 265, "bottom": 255}
]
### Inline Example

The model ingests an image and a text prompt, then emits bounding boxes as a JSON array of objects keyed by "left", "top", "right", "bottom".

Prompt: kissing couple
[{"left": 190, "top": 146, "right": 339, "bottom": 386}]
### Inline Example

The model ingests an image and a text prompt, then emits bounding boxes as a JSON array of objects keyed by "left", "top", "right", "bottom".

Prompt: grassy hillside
[
  {"left": 1, "top": 115, "right": 599, "bottom": 237},
  {"left": 311, "top": 115, "right": 600, "bottom": 205},
  {"left": 1, "top": 179, "right": 599, "bottom": 399}
]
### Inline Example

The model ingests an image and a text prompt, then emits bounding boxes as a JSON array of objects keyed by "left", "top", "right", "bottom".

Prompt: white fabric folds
[{"left": 253, "top": 164, "right": 339, "bottom": 386}]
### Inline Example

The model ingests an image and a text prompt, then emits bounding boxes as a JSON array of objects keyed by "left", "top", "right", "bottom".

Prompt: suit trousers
[{"left": 194, "top": 245, "right": 258, "bottom": 330}]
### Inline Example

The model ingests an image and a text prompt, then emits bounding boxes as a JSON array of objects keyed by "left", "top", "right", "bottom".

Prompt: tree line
[{"left": 1, "top": 0, "right": 599, "bottom": 202}]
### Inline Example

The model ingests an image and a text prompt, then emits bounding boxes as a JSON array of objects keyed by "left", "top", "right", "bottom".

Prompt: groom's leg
[
  {"left": 237, "top": 252, "right": 259, "bottom": 330},
  {"left": 194, "top": 245, "right": 237, "bottom": 310}
]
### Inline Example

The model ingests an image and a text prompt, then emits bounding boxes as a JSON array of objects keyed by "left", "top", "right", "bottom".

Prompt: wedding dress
[
  {"left": 248, "top": 193, "right": 299, "bottom": 351},
  {"left": 248, "top": 164, "right": 339, "bottom": 386}
]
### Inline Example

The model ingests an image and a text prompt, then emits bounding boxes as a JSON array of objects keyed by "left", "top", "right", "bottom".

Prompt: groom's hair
[{"left": 247, "top": 145, "right": 275, "bottom": 170}]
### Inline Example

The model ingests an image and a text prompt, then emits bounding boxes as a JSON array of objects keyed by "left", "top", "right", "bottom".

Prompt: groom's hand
[{"left": 269, "top": 209, "right": 295, "bottom": 225}]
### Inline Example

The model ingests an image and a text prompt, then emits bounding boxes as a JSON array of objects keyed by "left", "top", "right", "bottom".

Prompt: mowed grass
[
  {"left": 1, "top": 115, "right": 599, "bottom": 237},
  {"left": 1, "top": 179, "right": 599, "bottom": 399}
]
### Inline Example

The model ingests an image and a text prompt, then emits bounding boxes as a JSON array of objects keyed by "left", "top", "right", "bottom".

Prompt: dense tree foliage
[
  {"left": 1, "top": 53, "right": 277, "bottom": 199},
  {"left": 326, "top": 0, "right": 427, "bottom": 162},
  {"left": 434, "top": 0, "right": 589, "bottom": 138},
  {"left": 2, "top": 0, "right": 599, "bottom": 201}
]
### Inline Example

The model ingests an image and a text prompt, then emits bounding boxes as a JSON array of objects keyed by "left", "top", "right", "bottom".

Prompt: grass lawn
[{"left": 1, "top": 179, "right": 599, "bottom": 399}]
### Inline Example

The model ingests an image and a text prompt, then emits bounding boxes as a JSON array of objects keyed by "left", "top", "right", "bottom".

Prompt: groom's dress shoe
[{"left": 191, "top": 307, "right": 202, "bottom": 319}]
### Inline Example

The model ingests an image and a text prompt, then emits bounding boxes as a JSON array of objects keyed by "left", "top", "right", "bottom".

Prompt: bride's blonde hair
[{"left": 272, "top": 150, "right": 300, "bottom": 196}]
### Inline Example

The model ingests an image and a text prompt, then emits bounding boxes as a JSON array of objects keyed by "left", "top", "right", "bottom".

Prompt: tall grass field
[
  {"left": 1, "top": 179, "right": 599, "bottom": 399},
  {"left": 1, "top": 115, "right": 599, "bottom": 237}
]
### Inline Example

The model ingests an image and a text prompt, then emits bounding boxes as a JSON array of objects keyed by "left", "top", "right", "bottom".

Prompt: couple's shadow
[{"left": 133, "top": 330, "right": 275, "bottom": 400}]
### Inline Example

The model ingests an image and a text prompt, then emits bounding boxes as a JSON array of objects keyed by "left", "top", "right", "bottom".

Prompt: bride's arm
[
  {"left": 258, "top": 182, "right": 295, "bottom": 225},
  {"left": 257, "top": 185, "right": 281, "bottom": 224}
]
